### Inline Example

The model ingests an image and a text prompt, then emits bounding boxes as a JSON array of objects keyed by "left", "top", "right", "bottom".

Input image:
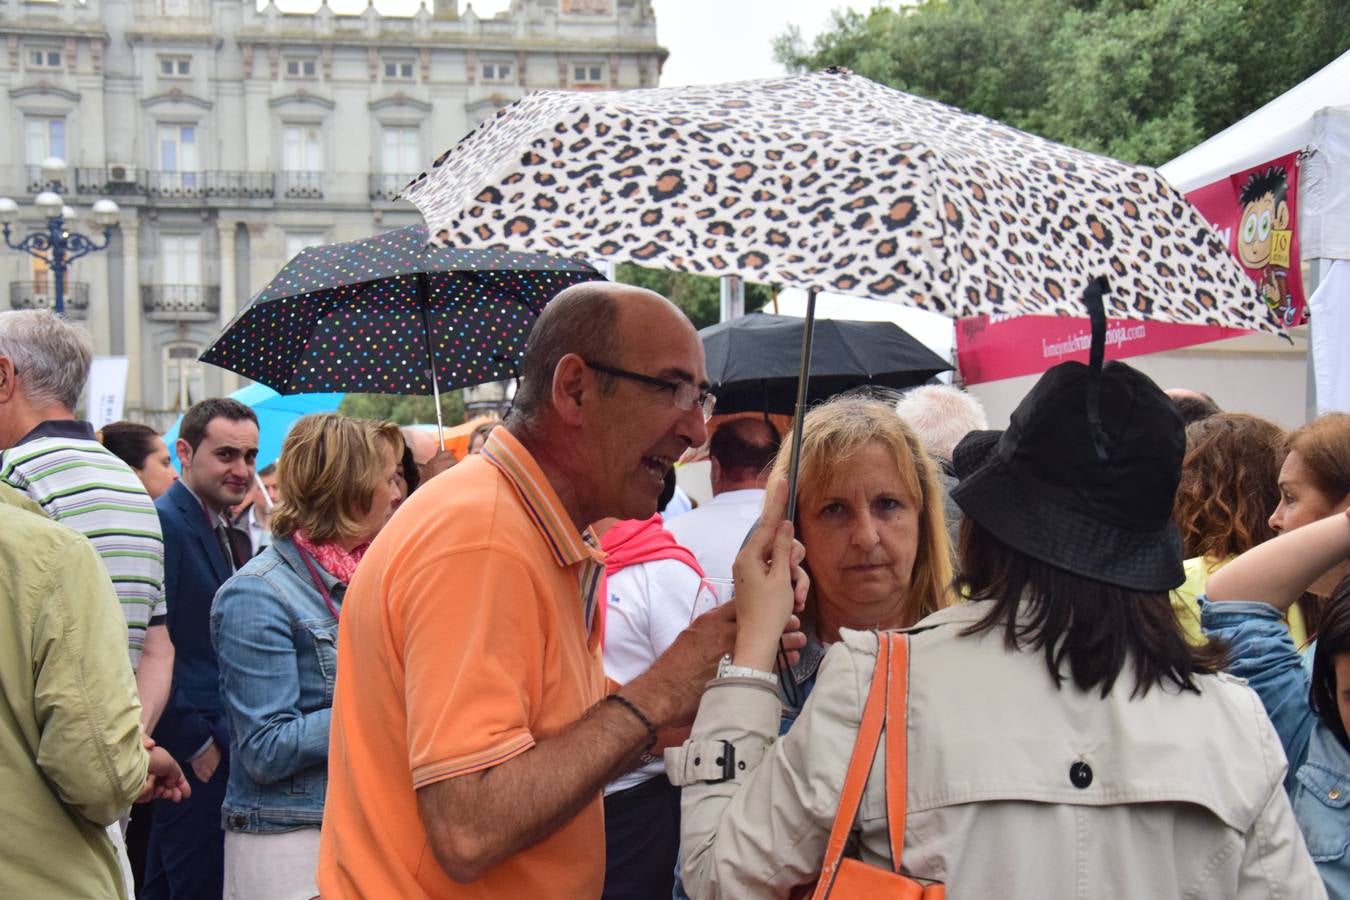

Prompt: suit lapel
[{"left": 171, "top": 481, "right": 232, "bottom": 585}]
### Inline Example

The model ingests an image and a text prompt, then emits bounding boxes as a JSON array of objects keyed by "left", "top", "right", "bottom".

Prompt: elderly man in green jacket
[{"left": 0, "top": 484, "right": 189, "bottom": 899}]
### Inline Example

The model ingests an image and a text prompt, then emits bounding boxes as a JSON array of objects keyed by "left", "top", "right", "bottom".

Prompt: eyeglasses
[{"left": 585, "top": 360, "right": 717, "bottom": 422}]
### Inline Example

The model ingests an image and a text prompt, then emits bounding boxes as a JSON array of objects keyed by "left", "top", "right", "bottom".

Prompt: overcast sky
[{"left": 284, "top": 0, "right": 882, "bottom": 86}]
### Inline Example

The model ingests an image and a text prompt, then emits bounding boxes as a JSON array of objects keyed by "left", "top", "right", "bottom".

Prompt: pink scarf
[{"left": 292, "top": 530, "right": 367, "bottom": 585}]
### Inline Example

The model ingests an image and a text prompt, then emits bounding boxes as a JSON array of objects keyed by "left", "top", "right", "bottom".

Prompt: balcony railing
[
  {"left": 10, "top": 281, "right": 90, "bottom": 318},
  {"left": 280, "top": 171, "right": 324, "bottom": 200},
  {"left": 141, "top": 284, "right": 220, "bottom": 321},
  {"left": 205, "top": 171, "right": 276, "bottom": 199},
  {"left": 369, "top": 173, "right": 417, "bottom": 202},
  {"left": 26, "top": 165, "right": 69, "bottom": 194},
  {"left": 68, "top": 168, "right": 278, "bottom": 200},
  {"left": 146, "top": 170, "right": 206, "bottom": 199}
]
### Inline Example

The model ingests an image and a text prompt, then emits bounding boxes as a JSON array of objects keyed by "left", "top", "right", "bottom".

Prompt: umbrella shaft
[{"left": 785, "top": 288, "right": 819, "bottom": 522}]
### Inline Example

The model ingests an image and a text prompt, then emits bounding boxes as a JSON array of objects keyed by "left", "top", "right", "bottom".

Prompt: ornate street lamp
[{"left": 0, "top": 157, "right": 120, "bottom": 316}]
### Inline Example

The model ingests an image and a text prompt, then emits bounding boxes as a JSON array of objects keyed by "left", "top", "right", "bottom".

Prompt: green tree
[
  {"left": 338, "top": 390, "right": 466, "bottom": 426},
  {"left": 614, "top": 262, "right": 779, "bottom": 329},
  {"left": 775, "top": 0, "right": 1350, "bottom": 167}
]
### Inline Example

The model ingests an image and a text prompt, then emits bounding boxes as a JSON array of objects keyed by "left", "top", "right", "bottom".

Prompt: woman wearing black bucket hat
[{"left": 672, "top": 344, "right": 1324, "bottom": 897}]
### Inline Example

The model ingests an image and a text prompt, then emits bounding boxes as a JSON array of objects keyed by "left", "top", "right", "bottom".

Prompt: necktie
[{"left": 214, "top": 521, "right": 238, "bottom": 574}]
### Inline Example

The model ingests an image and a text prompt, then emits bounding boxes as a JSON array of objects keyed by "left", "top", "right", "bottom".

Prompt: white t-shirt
[
  {"left": 602, "top": 557, "right": 704, "bottom": 794},
  {"left": 664, "top": 488, "right": 765, "bottom": 580}
]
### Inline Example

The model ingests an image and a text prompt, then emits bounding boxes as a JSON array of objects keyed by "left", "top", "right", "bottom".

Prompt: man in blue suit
[{"left": 145, "top": 397, "right": 258, "bottom": 899}]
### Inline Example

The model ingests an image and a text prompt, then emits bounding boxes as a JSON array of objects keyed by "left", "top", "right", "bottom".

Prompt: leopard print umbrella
[{"left": 405, "top": 69, "right": 1267, "bottom": 332}]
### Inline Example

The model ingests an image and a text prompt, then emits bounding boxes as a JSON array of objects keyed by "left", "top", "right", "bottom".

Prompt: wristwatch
[{"left": 716, "top": 654, "right": 778, "bottom": 686}]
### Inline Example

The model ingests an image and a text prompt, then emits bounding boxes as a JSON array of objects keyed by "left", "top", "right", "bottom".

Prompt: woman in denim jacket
[
  {"left": 1203, "top": 507, "right": 1350, "bottom": 898},
  {"left": 211, "top": 414, "right": 403, "bottom": 900}
]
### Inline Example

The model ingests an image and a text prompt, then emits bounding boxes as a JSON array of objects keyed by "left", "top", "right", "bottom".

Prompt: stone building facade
[{"left": 1, "top": 0, "right": 661, "bottom": 425}]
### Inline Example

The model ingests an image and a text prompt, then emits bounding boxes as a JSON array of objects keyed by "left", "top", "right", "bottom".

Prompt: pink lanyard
[{"left": 296, "top": 547, "right": 341, "bottom": 623}]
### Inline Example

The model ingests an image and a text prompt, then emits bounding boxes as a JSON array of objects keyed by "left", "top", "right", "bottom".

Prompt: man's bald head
[
  {"left": 1165, "top": 388, "right": 1220, "bottom": 426},
  {"left": 399, "top": 426, "right": 440, "bottom": 466},
  {"left": 510, "top": 282, "right": 684, "bottom": 428}
]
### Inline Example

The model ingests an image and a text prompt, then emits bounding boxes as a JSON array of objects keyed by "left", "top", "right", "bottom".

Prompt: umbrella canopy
[
  {"left": 405, "top": 69, "right": 1265, "bottom": 332},
  {"left": 200, "top": 225, "right": 603, "bottom": 397},
  {"left": 701, "top": 313, "right": 951, "bottom": 414},
  {"left": 164, "top": 382, "right": 344, "bottom": 472}
]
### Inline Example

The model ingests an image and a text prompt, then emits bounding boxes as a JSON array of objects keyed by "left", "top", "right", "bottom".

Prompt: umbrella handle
[
  {"left": 784, "top": 287, "right": 819, "bottom": 522},
  {"left": 415, "top": 271, "right": 447, "bottom": 446}
]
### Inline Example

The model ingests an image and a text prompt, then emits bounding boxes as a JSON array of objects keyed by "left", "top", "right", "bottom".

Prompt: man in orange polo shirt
[{"left": 318, "top": 284, "right": 803, "bottom": 898}]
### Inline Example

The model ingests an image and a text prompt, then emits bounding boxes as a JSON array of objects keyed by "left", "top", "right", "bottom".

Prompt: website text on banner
[{"left": 954, "top": 151, "right": 1303, "bottom": 385}]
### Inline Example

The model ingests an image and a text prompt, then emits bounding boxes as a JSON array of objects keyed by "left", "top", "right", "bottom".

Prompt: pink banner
[
  {"left": 957, "top": 314, "right": 1248, "bottom": 385},
  {"left": 956, "top": 152, "right": 1304, "bottom": 384},
  {"left": 1185, "top": 151, "right": 1305, "bottom": 329}
]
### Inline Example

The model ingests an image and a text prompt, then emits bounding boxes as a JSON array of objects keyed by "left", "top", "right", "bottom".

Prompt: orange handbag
[{"left": 808, "top": 632, "right": 945, "bottom": 899}]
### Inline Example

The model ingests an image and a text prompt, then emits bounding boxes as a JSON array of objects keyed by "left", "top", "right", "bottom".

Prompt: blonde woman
[
  {"left": 210, "top": 414, "right": 402, "bottom": 900},
  {"left": 766, "top": 395, "right": 952, "bottom": 718}
]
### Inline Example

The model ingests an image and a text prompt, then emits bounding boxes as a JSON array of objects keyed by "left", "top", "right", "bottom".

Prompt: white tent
[{"left": 1160, "top": 50, "right": 1350, "bottom": 414}]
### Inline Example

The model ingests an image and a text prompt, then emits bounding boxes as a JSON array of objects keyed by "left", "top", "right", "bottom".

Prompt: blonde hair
[
  {"left": 769, "top": 396, "right": 953, "bottom": 627},
  {"left": 270, "top": 414, "right": 403, "bottom": 544}
]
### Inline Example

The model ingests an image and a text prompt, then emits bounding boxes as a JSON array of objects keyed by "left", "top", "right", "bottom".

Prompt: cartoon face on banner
[
  {"left": 1185, "top": 152, "right": 1305, "bottom": 329},
  {"left": 1237, "top": 167, "right": 1291, "bottom": 269}
]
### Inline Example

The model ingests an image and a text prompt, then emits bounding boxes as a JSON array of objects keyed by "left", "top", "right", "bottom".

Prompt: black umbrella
[
  {"left": 701, "top": 313, "right": 952, "bottom": 415},
  {"left": 200, "top": 225, "right": 602, "bottom": 436}
]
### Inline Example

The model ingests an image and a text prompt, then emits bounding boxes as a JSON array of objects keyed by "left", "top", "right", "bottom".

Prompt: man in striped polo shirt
[
  {"left": 0, "top": 311, "right": 173, "bottom": 723},
  {"left": 0, "top": 310, "right": 176, "bottom": 895}
]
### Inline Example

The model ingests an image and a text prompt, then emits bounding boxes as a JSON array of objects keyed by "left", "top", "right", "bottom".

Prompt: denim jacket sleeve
[
  {"left": 1200, "top": 597, "right": 1315, "bottom": 791},
  {"left": 211, "top": 568, "right": 331, "bottom": 786}
]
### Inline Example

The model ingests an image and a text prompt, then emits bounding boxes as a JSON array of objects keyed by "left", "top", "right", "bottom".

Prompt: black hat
[{"left": 950, "top": 358, "right": 1186, "bottom": 592}]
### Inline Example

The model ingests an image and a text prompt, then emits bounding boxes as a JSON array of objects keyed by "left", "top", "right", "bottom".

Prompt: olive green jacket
[{"left": 0, "top": 484, "right": 148, "bottom": 899}]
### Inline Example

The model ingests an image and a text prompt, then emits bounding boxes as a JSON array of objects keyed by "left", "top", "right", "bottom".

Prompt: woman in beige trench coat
[{"left": 670, "top": 357, "right": 1325, "bottom": 900}]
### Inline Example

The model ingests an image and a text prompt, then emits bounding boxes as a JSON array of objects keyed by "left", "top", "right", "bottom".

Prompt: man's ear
[
  {"left": 0, "top": 357, "right": 16, "bottom": 403},
  {"left": 1274, "top": 200, "right": 1291, "bottom": 231},
  {"left": 709, "top": 457, "right": 722, "bottom": 490},
  {"left": 550, "top": 353, "right": 589, "bottom": 427},
  {"left": 176, "top": 438, "right": 193, "bottom": 472}
]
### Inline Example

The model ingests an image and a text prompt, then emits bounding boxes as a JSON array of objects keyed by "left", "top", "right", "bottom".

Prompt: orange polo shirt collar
[{"left": 480, "top": 427, "right": 606, "bottom": 632}]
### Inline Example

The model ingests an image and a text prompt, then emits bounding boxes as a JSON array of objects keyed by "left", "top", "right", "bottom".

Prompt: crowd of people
[{"left": 1, "top": 287, "right": 1347, "bottom": 899}]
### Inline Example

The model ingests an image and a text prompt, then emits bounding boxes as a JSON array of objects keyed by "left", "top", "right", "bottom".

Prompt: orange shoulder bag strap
[
  {"left": 810, "top": 634, "right": 897, "bottom": 898},
  {"left": 883, "top": 632, "right": 910, "bottom": 869},
  {"left": 810, "top": 633, "right": 943, "bottom": 899}
]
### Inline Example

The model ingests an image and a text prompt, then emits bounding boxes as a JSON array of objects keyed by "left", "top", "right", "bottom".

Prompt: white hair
[
  {"left": 894, "top": 384, "right": 988, "bottom": 462},
  {"left": 0, "top": 310, "right": 93, "bottom": 412}
]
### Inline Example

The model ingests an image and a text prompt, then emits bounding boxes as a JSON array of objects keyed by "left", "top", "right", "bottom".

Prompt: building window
[
  {"left": 572, "top": 62, "right": 605, "bottom": 84},
  {"left": 381, "top": 126, "right": 420, "bottom": 176},
  {"left": 25, "top": 117, "right": 66, "bottom": 165},
  {"left": 157, "top": 0, "right": 192, "bottom": 15},
  {"left": 158, "top": 124, "right": 199, "bottom": 188},
  {"left": 285, "top": 57, "right": 318, "bottom": 80},
  {"left": 28, "top": 47, "right": 63, "bottom": 70},
  {"left": 164, "top": 342, "right": 205, "bottom": 412},
  {"left": 160, "top": 234, "right": 202, "bottom": 286},
  {"left": 481, "top": 61, "right": 514, "bottom": 83},
  {"left": 159, "top": 55, "right": 192, "bottom": 78},
  {"left": 383, "top": 58, "right": 415, "bottom": 81},
  {"left": 285, "top": 232, "right": 326, "bottom": 261},
  {"left": 283, "top": 124, "right": 323, "bottom": 172}
]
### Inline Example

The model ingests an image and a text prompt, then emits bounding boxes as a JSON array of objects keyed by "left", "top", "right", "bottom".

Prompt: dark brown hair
[
  {"left": 1311, "top": 575, "right": 1350, "bottom": 754},
  {"left": 100, "top": 421, "right": 162, "bottom": 470},
  {"left": 1173, "top": 413, "right": 1284, "bottom": 561},
  {"left": 958, "top": 518, "right": 1226, "bottom": 698},
  {"left": 179, "top": 397, "right": 258, "bottom": 453}
]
